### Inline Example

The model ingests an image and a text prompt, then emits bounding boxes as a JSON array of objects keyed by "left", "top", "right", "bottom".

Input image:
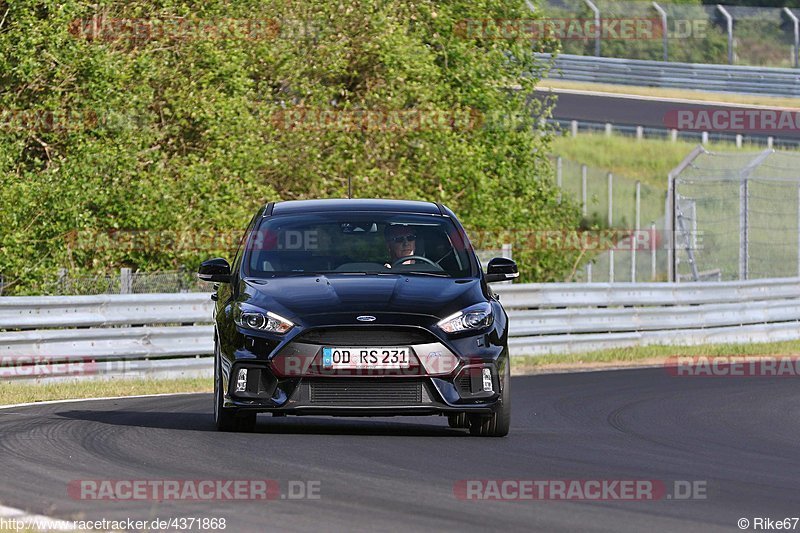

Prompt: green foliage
[{"left": 0, "top": 0, "right": 581, "bottom": 294}]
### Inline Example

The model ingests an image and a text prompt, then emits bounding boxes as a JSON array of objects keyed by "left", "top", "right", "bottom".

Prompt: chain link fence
[
  {"left": 555, "top": 156, "right": 668, "bottom": 282},
  {"left": 46, "top": 268, "right": 211, "bottom": 296},
  {"left": 672, "top": 148, "right": 800, "bottom": 281},
  {"left": 542, "top": 0, "right": 800, "bottom": 67}
]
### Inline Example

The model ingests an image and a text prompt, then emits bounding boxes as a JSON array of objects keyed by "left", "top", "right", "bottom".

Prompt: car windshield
[{"left": 242, "top": 212, "right": 475, "bottom": 278}]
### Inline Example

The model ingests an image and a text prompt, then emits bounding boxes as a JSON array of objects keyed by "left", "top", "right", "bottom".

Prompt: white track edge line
[
  {"left": 0, "top": 392, "right": 206, "bottom": 531},
  {"left": 0, "top": 391, "right": 206, "bottom": 411},
  {"left": 535, "top": 86, "right": 800, "bottom": 111}
]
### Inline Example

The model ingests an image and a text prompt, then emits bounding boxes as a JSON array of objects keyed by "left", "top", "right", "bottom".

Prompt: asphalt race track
[
  {"left": 1, "top": 368, "right": 798, "bottom": 532},
  {"left": 544, "top": 89, "right": 800, "bottom": 141}
]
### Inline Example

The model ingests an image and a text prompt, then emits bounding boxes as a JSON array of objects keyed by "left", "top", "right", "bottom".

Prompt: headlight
[
  {"left": 234, "top": 303, "right": 294, "bottom": 334},
  {"left": 437, "top": 302, "right": 493, "bottom": 334}
]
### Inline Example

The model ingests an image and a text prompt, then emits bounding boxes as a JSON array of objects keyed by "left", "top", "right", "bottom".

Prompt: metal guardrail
[
  {"left": 2, "top": 277, "right": 800, "bottom": 380},
  {"left": 540, "top": 53, "right": 800, "bottom": 97},
  {"left": 494, "top": 277, "right": 800, "bottom": 355},
  {"left": 0, "top": 293, "right": 213, "bottom": 329},
  {"left": 0, "top": 293, "right": 215, "bottom": 382},
  {"left": 494, "top": 278, "right": 800, "bottom": 307}
]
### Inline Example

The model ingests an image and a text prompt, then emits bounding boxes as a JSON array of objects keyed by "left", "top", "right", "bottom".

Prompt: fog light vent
[
  {"left": 236, "top": 369, "right": 248, "bottom": 392},
  {"left": 482, "top": 368, "right": 493, "bottom": 392}
]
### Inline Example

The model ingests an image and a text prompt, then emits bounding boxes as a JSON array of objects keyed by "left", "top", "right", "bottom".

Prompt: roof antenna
[{"left": 347, "top": 175, "right": 352, "bottom": 199}]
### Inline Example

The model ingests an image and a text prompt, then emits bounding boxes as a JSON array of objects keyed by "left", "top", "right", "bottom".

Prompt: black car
[{"left": 199, "top": 199, "right": 518, "bottom": 436}]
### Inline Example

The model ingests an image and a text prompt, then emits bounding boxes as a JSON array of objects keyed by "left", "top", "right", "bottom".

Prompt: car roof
[{"left": 270, "top": 198, "right": 443, "bottom": 215}]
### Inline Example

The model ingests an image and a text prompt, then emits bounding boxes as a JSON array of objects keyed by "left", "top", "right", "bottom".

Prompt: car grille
[
  {"left": 308, "top": 379, "right": 423, "bottom": 406},
  {"left": 297, "top": 327, "right": 436, "bottom": 346},
  {"left": 456, "top": 373, "right": 472, "bottom": 394}
]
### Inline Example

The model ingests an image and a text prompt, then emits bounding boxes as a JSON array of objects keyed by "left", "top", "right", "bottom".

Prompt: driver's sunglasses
[{"left": 390, "top": 234, "right": 417, "bottom": 244}]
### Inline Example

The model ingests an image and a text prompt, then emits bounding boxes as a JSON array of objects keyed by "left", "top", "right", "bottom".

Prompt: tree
[{"left": 0, "top": 0, "right": 580, "bottom": 294}]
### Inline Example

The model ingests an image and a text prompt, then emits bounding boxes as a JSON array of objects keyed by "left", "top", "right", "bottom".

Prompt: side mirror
[
  {"left": 198, "top": 258, "right": 231, "bottom": 283},
  {"left": 485, "top": 257, "right": 519, "bottom": 283}
]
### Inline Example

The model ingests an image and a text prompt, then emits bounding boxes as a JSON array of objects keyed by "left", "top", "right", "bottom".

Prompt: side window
[{"left": 231, "top": 212, "right": 260, "bottom": 277}]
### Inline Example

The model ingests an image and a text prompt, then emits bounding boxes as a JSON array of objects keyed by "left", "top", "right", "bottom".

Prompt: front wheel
[
  {"left": 214, "top": 342, "right": 257, "bottom": 433},
  {"left": 447, "top": 412, "right": 470, "bottom": 429},
  {"left": 468, "top": 362, "right": 511, "bottom": 437}
]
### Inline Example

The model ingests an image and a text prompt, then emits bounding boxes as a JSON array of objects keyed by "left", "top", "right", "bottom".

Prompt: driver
[{"left": 384, "top": 224, "right": 417, "bottom": 267}]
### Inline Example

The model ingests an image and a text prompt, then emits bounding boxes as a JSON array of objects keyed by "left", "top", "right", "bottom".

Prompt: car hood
[{"left": 239, "top": 275, "right": 486, "bottom": 323}]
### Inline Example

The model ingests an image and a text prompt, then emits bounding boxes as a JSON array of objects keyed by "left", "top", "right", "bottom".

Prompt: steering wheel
[{"left": 391, "top": 255, "right": 443, "bottom": 270}]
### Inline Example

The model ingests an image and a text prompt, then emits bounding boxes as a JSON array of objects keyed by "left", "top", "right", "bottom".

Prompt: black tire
[
  {"left": 468, "top": 362, "right": 511, "bottom": 437},
  {"left": 235, "top": 411, "right": 257, "bottom": 432},
  {"left": 448, "top": 412, "right": 470, "bottom": 429},
  {"left": 214, "top": 341, "right": 257, "bottom": 433}
]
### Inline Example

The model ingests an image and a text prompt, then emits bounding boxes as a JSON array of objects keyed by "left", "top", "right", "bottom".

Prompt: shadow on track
[{"left": 55, "top": 409, "right": 470, "bottom": 437}]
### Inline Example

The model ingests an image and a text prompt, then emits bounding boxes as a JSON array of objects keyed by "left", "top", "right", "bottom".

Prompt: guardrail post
[
  {"left": 605, "top": 123, "right": 612, "bottom": 136},
  {"left": 768, "top": 136, "right": 774, "bottom": 148},
  {"left": 608, "top": 172, "right": 614, "bottom": 282},
  {"left": 632, "top": 181, "right": 640, "bottom": 282},
  {"left": 665, "top": 145, "right": 707, "bottom": 283},
  {"left": 670, "top": 129, "right": 677, "bottom": 142},
  {"left": 736, "top": 148, "right": 771, "bottom": 281},
  {"left": 636, "top": 126, "right": 644, "bottom": 140},
  {"left": 650, "top": 221, "right": 657, "bottom": 281},
  {"left": 556, "top": 156, "right": 563, "bottom": 204},
  {"left": 57, "top": 268, "right": 68, "bottom": 294},
  {"left": 571, "top": 120, "right": 578, "bottom": 137},
  {"left": 701, "top": 131, "right": 709, "bottom": 144},
  {"left": 736, "top": 134, "right": 743, "bottom": 148},
  {"left": 717, "top": 4, "right": 734, "bottom": 65},
  {"left": 120, "top": 268, "right": 132, "bottom": 295},
  {"left": 667, "top": 174, "right": 675, "bottom": 282},
  {"left": 652, "top": 1, "right": 668, "bottom": 61},
  {"left": 739, "top": 178, "right": 748, "bottom": 280},
  {"left": 583, "top": 0, "right": 601, "bottom": 56},
  {"left": 784, "top": 7, "right": 799, "bottom": 68},
  {"left": 581, "top": 164, "right": 588, "bottom": 217},
  {"left": 501, "top": 243, "right": 513, "bottom": 259}
]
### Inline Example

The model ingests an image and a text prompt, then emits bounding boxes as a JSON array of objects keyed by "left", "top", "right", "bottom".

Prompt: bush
[{"left": 0, "top": 0, "right": 581, "bottom": 293}]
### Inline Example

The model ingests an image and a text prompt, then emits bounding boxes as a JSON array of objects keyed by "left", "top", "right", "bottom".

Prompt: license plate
[{"left": 322, "top": 347, "right": 410, "bottom": 369}]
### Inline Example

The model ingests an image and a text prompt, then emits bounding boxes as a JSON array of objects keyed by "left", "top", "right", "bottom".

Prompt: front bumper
[
  {"left": 219, "top": 325, "right": 508, "bottom": 416},
  {"left": 224, "top": 374, "right": 503, "bottom": 416}
]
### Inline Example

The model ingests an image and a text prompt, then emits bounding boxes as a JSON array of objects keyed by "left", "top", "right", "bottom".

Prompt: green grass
[
  {"left": 0, "top": 377, "right": 212, "bottom": 406},
  {"left": 551, "top": 132, "right": 800, "bottom": 205},
  {"left": 0, "top": 344, "right": 796, "bottom": 407},
  {"left": 551, "top": 133, "right": 800, "bottom": 281},
  {"left": 550, "top": 133, "right": 753, "bottom": 191},
  {"left": 511, "top": 340, "right": 800, "bottom": 374}
]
